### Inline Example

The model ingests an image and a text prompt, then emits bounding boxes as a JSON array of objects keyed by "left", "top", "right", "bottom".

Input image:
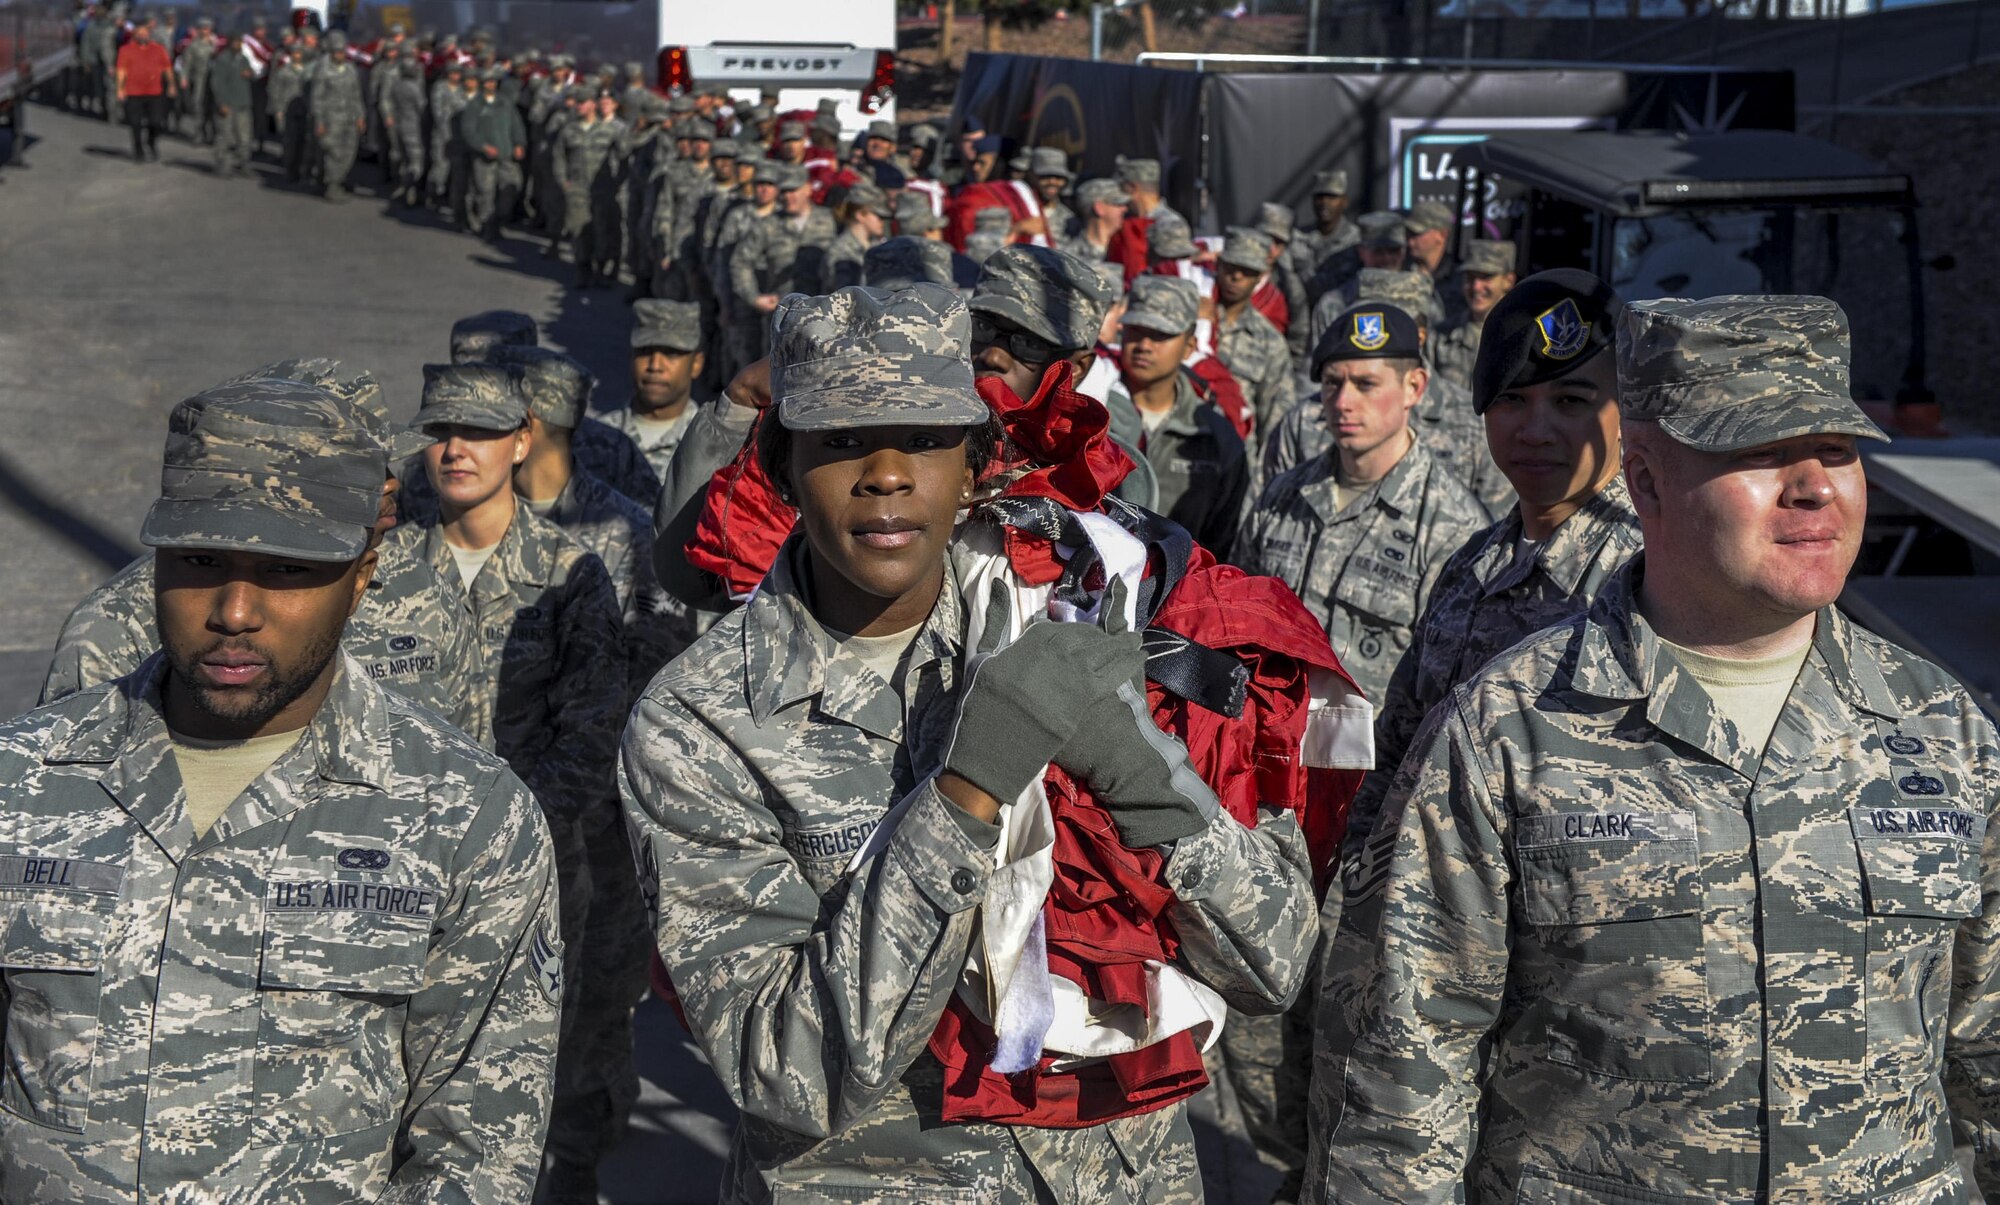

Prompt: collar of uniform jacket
[
  {"left": 742, "top": 535, "right": 964, "bottom": 735},
  {"left": 1476, "top": 472, "right": 1641, "bottom": 600},
  {"left": 422, "top": 507, "right": 565, "bottom": 600},
  {"left": 1301, "top": 433, "right": 1435, "bottom": 526},
  {"left": 42, "top": 650, "right": 394, "bottom": 791},
  {"left": 1569, "top": 558, "right": 1904, "bottom": 728},
  {"left": 1154, "top": 372, "right": 1208, "bottom": 440}
]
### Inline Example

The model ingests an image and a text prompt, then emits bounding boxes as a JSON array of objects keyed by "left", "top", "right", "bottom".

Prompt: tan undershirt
[
  {"left": 448, "top": 540, "right": 500, "bottom": 591},
  {"left": 826, "top": 621, "right": 925, "bottom": 692},
  {"left": 169, "top": 728, "right": 305, "bottom": 838},
  {"left": 1657, "top": 636, "right": 1811, "bottom": 755}
]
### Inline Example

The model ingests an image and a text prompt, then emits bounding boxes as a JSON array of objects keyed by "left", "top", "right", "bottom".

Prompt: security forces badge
[
  {"left": 1536, "top": 297, "right": 1590, "bottom": 360},
  {"left": 1350, "top": 311, "right": 1389, "bottom": 353}
]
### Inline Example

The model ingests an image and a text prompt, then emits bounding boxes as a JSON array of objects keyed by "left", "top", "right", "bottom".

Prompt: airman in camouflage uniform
[
  {"left": 1352, "top": 271, "right": 1637, "bottom": 849},
  {"left": 591, "top": 299, "right": 705, "bottom": 508},
  {"left": 710, "top": 159, "right": 782, "bottom": 379},
  {"left": 428, "top": 60, "right": 469, "bottom": 210},
  {"left": 1234, "top": 304, "right": 1488, "bottom": 704},
  {"left": 1431, "top": 239, "right": 1517, "bottom": 393},
  {"left": 270, "top": 37, "right": 312, "bottom": 183},
  {"left": 729, "top": 163, "right": 836, "bottom": 357},
  {"left": 1213, "top": 226, "right": 1298, "bottom": 437},
  {"left": 1268, "top": 268, "right": 1508, "bottom": 513},
  {"left": 43, "top": 359, "right": 480, "bottom": 731},
  {"left": 385, "top": 59, "right": 428, "bottom": 206},
  {"left": 820, "top": 179, "right": 891, "bottom": 294},
  {"left": 309, "top": 30, "right": 365, "bottom": 201},
  {"left": 1305, "top": 210, "right": 1417, "bottom": 321},
  {"left": 1303, "top": 295, "right": 2000, "bottom": 1205},
  {"left": 179, "top": 16, "right": 217, "bottom": 144},
  {"left": 555, "top": 90, "right": 626, "bottom": 285},
  {"left": 0, "top": 381, "right": 560, "bottom": 1202},
  {"left": 1111, "top": 275, "right": 1250, "bottom": 556},
  {"left": 204, "top": 32, "right": 254, "bottom": 178},
  {"left": 622, "top": 284, "right": 1316, "bottom": 1203},
  {"left": 1291, "top": 170, "right": 1359, "bottom": 300},
  {"left": 1257, "top": 201, "right": 1313, "bottom": 367},
  {"left": 460, "top": 67, "right": 527, "bottom": 240}
]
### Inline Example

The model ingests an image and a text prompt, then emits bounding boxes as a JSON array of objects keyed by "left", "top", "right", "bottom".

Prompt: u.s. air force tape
[
  {"left": 1515, "top": 811, "right": 1697, "bottom": 850},
  {"left": 1850, "top": 804, "right": 1984, "bottom": 844},
  {"left": 0, "top": 855, "right": 126, "bottom": 896},
  {"left": 269, "top": 879, "right": 440, "bottom": 920}
]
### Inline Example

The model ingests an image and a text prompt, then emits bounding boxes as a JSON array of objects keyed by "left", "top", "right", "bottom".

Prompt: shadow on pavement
[{"left": 0, "top": 449, "right": 139, "bottom": 574}]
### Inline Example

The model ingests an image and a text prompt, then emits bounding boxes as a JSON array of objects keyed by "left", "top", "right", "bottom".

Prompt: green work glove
[
  {"left": 941, "top": 619, "right": 1145, "bottom": 807},
  {"left": 1054, "top": 671, "right": 1221, "bottom": 851}
]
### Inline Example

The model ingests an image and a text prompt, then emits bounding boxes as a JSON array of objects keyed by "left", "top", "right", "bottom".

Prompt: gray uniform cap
[
  {"left": 1219, "top": 226, "right": 1274, "bottom": 273},
  {"left": 1029, "top": 146, "right": 1073, "bottom": 180},
  {"left": 866, "top": 119, "right": 897, "bottom": 142},
  {"left": 631, "top": 298, "right": 704, "bottom": 352},
  {"left": 971, "top": 244, "right": 1116, "bottom": 353},
  {"left": 141, "top": 381, "right": 386, "bottom": 563},
  {"left": 776, "top": 163, "right": 810, "bottom": 191},
  {"left": 224, "top": 357, "right": 430, "bottom": 460},
  {"left": 1255, "top": 202, "right": 1295, "bottom": 244},
  {"left": 413, "top": 362, "right": 530, "bottom": 434},
  {"left": 1462, "top": 239, "right": 1518, "bottom": 277},
  {"left": 1358, "top": 210, "right": 1408, "bottom": 248},
  {"left": 488, "top": 345, "right": 596, "bottom": 430},
  {"left": 864, "top": 236, "right": 957, "bottom": 291},
  {"left": 843, "top": 180, "right": 893, "bottom": 218},
  {"left": 893, "top": 192, "right": 947, "bottom": 235},
  {"left": 685, "top": 117, "right": 716, "bottom": 141},
  {"left": 1115, "top": 156, "right": 1162, "bottom": 188},
  {"left": 1353, "top": 268, "right": 1437, "bottom": 328},
  {"left": 776, "top": 120, "right": 806, "bottom": 141},
  {"left": 1617, "top": 295, "right": 1888, "bottom": 452},
  {"left": 1405, "top": 200, "right": 1454, "bottom": 234},
  {"left": 711, "top": 138, "right": 742, "bottom": 159},
  {"left": 1122, "top": 275, "right": 1200, "bottom": 335},
  {"left": 1147, "top": 213, "right": 1196, "bottom": 260},
  {"left": 450, "top": 310, "right": 539, "bottom": 363},
  {"left": 1312, "top": 169, "right": 1349, "bottom": 196},
  {"left": 771, "top": 284, "right": 988, "bottom": 432},
  {"left": 751, "top": 158, "right": 783, "bottom": 186},
  {"left": 905, "top": 121, "right": 940, "bottom": 148},
  {"left": 1075, "top": 178, "right": 1124, "bottom": 210}
]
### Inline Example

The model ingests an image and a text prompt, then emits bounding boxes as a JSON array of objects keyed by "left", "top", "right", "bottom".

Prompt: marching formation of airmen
[{"left": 20, "top": 14, "right": 2000, "bottom": 1205}]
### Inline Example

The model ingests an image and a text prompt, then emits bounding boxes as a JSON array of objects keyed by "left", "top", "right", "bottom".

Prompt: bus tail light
[
  {"left": 658, "top": 45, "right": 690, "bottom": 95},
  {"left": 860, "top": 50, "right": 894, "bottom": 114}
]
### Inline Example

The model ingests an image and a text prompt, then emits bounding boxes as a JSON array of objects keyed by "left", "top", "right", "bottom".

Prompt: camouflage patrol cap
[
  {"left": 1473, "top": 268, "right": 1621, "bottom": 416},
  {"left": 685, "top": 117, "right": 716, "bottom": 141},
  {"left": 1147, "top": 213, "right": 1196, "bottom": 260},
  {"left": 1076, "top": 178, "right": 1124, "bottom": 210},
  {"left": 1405, "top": 200, "right": 1454, "bottom": 234},
  {"left": 1091, "top": 260, "right": 1127, "bottom": 296},
  {"left": 414, "top": 363, "right": 529, "bottom": 433},
  {"left": 972, "top": 245, "right": 1115, "bottom": 353},
  {"left": 711, "top": 138, "right": 742, "bottom": 159},
  {"left": 1028, "top": 146, "right": 1074, "bottom": 181},
  {"left": 668, "top": 94, "right": 695, "bottom": 114},
  {"left": 810, "top": 112, "right": 841, "bottom": 138},
  {"left": 1358, "top": 211, "right": 1407, "bottom": 248},
  {"left": 195, "top": 14, "right": 212, "bottom": 26},
  {"left": 1219, "top": 226, "right": 1274, "bottom": 273},
  {"left": 450, "top": 310, "right": 538, "bottom": 363},
  {"left": 904, "top": 121, "right": 940, "bottom": 148},
  {"left": 770, "top": 284, "right": 987, "bottom": 432},
  {"left": 141, "top": 381, "right": 386, "bottom": 563},
  {"left": 1314, "top": 303, "right": 1421, "bottom": 378},
  {"left": 842, "top": 180, "right": 892, "bottom": 218},
  {"left": 480, "top": 67, "right": 506, "bottom": 85},
  {"left": 623, "top": 59, "right": 643, "bottom": 77},
  {"left": 1616, "top": 295, "right": 1887, "bottom": 452},
  {"left": 750, "top": 158, "right": 782, "bottom": 186},
  {"left": 1255, "top": 201, "right": 1295, "bottom": 244},
  {"left": 893, "top": 192, "right": 946, "bottom": 235},
  {"left": 865, "top": 119, "right": 897, "bottom": 142},
  {"left": 816, "top": 97, "right": 839, "bottom": 116},
  {"left": 864, "top": 236, "right": 957, "bottom": 291},
  {"left": 1122, "top": 275, "right": 1200, "bottom": 335},
  {"left": 1116, "top": 156, "right": 1162, "bottom": 188},
  {"left": 631, "top": 298, "right": 703, "bottom": 352},
  {"left": 776, "top": 163, "right": 810, "bottom": 192},
  {"left": 745, "top": 103, "right": 774, "bottom": 123},
  {"left": 323, "top": 29, "right": 347, "bottom": 50},
  {"left": 972, "top": 207, "right": 1012, "bottom": 234},
  {"left": 224, "top": 358, "right": 431, "bottom": 460},
  {"left": 1312, "top": 169, "right": 1349, "bottom": 197},
  {"left": 1353, "top": 268, "right": 1435, "bottom": 327},
  {"left": 1462, "top": 238, "right": 1517, "bottom": 277},
  {"left": 776, "top": 120, "right": 806, "bottom": 142},
  {"left": 489, "top": 346, "right": 596, "bottom": 430}
]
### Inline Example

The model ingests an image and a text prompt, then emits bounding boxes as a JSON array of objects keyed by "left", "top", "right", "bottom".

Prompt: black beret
[
  {"left": 1312, "top": 303, "right": 1422, "bottom": 378},
  {"left": 1471, "top": 268, "right": 1622, "bottom": 415}
]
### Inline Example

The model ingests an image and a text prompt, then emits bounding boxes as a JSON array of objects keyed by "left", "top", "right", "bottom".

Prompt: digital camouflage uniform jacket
[
  {"left": 0, "top": 654, "right": 560, "bottom": 1203},
  {"left": 1111, "top": 373, "right": 1249, "bottom": 560},
  {"left": 1308, "top": 564, "right": 2000, "bottom": 1205},
  {"left": 1349, "top": 475, "right": 1642, "bottom": 848},
  {"left": 390, "top": 512, "right": 623, "bottom": 820},
  {"left": 728, "top": 206, "right": 837, "bottom": 308},
  {"left": 1234, "top": 437, "right": 1487, "bottom": 705},
  {"left": 620, "top": 538, "right": 1317, "bottom": 1203},
  {"left": 592, "top": 400, "right": 693, "bottom": 504},
  {"left": 1215, "top": 303, "right": 1295, "bottom": 438},
  {"left": 39, "top": 548, "right": 481, "bottom": 736},
  {"left": 535, "top": 468, "right": 689, "bottom": 700}
]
